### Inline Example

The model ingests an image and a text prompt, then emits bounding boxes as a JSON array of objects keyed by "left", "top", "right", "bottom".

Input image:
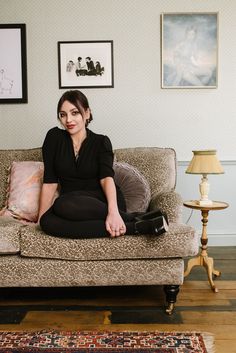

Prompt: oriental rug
[{"left": 0, "top": 330, "right": 214, "bottom": 353}]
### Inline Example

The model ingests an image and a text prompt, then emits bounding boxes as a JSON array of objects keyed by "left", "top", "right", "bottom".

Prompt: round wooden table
[{"left": 183, "top": 200, "right": 229, "bottom": 292}]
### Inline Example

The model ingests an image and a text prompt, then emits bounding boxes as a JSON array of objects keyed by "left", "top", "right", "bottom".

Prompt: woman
[
  {"left": 168, "top": 26, "right": 212, "bottom": 87},
  {"left": 39, "top": 90, "right": 168, "bottom": 239}
]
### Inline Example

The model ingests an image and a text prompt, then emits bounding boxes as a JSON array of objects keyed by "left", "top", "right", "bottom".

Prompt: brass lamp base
[{"left": 196, "top": 199, "right": 213, "bottom": 206}]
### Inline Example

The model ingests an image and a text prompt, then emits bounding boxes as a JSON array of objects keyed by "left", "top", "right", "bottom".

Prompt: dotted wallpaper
[{"left": 0, "top": 0, "right": 236, "bottom": 160}]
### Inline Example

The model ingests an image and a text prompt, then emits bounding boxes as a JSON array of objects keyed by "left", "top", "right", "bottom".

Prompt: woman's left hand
[{"left": 105, "top": 211, "right": 126, "bottom": 238}]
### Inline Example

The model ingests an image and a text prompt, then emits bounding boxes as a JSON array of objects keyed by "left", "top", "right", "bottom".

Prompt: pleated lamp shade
[{"left": 186, "top": 150, "right": 224, "bottom": 175}]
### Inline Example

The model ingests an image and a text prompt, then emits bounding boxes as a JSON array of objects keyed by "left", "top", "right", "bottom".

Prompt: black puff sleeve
[
  {"left": 98, "top": 135, "right": 115, "bottom": 179},
  {"left": 42, "top": 128, "right": 59, "bottom": 183}
]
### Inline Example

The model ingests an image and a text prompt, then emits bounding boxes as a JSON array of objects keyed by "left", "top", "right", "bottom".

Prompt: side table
[{"left": 183, "top": 200, "right": 229, "bottom": 292}]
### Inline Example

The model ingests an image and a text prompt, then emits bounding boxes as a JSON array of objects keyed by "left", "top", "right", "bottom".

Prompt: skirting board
[{"left": 203, "top": 233, "right": 236, "bottom": 246}]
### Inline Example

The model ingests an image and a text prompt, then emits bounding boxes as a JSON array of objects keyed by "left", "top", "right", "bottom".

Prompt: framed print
[
  {"left": 0, "top": 24, "right": 28, "bottom": 103},
  {"left": 161, "top": 13, "right": 218, "bottom": 88},
  {"left": 58, "top": 40, "right": 114, "bottom": 88}
]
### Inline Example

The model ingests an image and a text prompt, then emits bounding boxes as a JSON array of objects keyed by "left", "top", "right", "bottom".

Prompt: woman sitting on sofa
[{"left": 38, "top": 90, "right": 168, "bottom": 239}]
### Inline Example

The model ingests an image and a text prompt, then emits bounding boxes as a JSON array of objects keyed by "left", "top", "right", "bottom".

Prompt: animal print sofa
[{"left": 0, "top": 146, "right": 198, "bottom": 314}]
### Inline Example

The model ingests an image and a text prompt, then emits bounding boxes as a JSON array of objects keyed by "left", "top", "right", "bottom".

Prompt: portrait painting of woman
[{"left": 161, "top": 13, "right": 218, "bottom": 88}]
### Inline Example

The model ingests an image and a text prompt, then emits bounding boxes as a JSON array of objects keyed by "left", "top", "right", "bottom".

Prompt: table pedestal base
[{"left": 184, "top": 254, "right": 221, "bottom": 292}]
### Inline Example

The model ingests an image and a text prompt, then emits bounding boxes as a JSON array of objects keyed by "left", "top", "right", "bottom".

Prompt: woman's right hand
[{"left": 105, "top": 211, "right": 126, "bottom": 238}]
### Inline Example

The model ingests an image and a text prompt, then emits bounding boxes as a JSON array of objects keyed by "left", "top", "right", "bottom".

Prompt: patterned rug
[{"left": 0, "top": 330, "right": 214, "bottom": 353}]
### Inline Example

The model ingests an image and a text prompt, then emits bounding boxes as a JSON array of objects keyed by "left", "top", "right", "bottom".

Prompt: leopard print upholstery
[
  {"left": 20, "top": 222, "right": 198, "bottom": 261},
  {"left": 0, "top": 255, "right": 184, "bottom": 287},
  {"left": 0, "top": 146, "right": 198, "bottom": 289},
  {"left": 0, "top": 216, "right": 21, "bottom": 254}
]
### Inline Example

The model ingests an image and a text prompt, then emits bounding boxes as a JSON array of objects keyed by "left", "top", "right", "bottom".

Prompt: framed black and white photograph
[
  {"left": 0, "top": 24, "right": 28, "bottom": 103},
  {"left": 161, "top": 13, "right": 218, "bottom": 89},
  {"left": 58, "top": 40, "right": 114, "bottom": 88}
]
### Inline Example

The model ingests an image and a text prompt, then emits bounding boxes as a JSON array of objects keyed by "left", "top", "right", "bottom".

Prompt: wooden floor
[{"left": 0, "top": 246, "right": 236, "bottom": 353}]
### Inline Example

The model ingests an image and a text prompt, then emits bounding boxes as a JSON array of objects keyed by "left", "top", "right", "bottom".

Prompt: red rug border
[{"left": 0, "top": 330, "right": 214, "bottom": 353}]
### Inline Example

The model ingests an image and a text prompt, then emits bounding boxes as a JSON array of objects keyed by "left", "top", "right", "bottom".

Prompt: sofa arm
[{"left": 149, "top": 190, "right": 183, "bottom": 223}]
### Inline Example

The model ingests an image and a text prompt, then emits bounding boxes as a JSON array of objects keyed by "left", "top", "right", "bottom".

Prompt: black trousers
[{"left": 40, "top": 190, "right": 136, "bottom": 239}]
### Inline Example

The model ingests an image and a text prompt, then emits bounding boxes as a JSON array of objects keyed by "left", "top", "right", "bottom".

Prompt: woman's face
[{"left": 58, "top": 100, "right": 89, "bottom": 136}]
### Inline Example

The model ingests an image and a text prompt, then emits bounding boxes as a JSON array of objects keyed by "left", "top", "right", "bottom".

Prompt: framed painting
[
  {"left": 0, "top": 24, "right": 28, "bottom": 103},
  {"left": 58, "top": 40, "right": 114, "bottom": 88},
  {"left": 161, "top": 13, "right": 218, "bottom": 88}
]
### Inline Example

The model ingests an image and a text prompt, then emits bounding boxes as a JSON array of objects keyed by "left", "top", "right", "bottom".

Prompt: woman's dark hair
[{"left": 57, "top": 90, "right": 93, "bottom": 127}]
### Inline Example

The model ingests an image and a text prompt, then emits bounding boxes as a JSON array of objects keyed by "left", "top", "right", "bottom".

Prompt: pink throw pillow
[{"left": 1, "top": 161, "right": 44, "bottom": 222}]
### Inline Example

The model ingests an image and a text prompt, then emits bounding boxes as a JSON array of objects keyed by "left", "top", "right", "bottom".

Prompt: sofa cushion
[
  {"left": 0, "top": 256, "right": 184, "bottom": 287},
  {"left": 0, "top": 148, "right": 42, "bottom": 210},
  {"left": 1, "top": 161, "right": 44, "bottom": 222},
  {"left": 0, "top": 216, "right": 21, "bottom": 254},
  {"left": 113, "top": 162, "right": 151, "bottom": 212},
  {"left": 20, "top": 223, "right": 198, "bottom": 261}
]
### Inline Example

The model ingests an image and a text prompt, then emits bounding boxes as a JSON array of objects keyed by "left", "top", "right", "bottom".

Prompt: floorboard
[{"left": 0, "top": 246, "right": 236, "bottom": 353}]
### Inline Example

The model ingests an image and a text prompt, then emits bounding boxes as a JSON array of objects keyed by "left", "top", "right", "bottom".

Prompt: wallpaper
[{"left": 0, "top": 0, "right": 236, "bottom": 161}]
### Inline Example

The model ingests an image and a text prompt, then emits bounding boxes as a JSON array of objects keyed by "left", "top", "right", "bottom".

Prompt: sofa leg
[{"left": 164, "top": 285, "right": 180, "bottom": 315}]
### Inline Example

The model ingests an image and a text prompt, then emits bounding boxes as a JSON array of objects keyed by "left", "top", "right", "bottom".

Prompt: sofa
[{"left": 0, "top": 146, "right": 198, "bottom": 314}]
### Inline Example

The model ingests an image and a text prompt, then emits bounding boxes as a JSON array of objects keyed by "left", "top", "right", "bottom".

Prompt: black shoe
[
  {"left": 135, "top": 210, "right": 168, "bottom": 224},
  {"left": 135, "top": 210, "right": 169, "bottom": 236}
]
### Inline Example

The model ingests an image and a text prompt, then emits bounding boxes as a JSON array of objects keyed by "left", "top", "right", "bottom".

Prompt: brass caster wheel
[{"left": 165, "top": 302, "right": 175, "bottom": 315}]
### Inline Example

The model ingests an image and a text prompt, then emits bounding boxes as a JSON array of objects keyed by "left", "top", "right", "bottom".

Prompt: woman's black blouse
[{"left": 42, "top": 127, "right": 115, "bottom": 194}]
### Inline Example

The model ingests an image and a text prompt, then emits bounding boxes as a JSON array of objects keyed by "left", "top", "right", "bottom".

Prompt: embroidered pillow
[
  {"left": 1, "top": 161, "right": 44, "bottom": 222},
  {"left": 113, "top": 162, "right": 151, "bottom": 213}
]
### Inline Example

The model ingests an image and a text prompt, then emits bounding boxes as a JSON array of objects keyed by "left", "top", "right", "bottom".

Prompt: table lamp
[{"left": 186, "top": 150, "right": 224, "bottom": 206}]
